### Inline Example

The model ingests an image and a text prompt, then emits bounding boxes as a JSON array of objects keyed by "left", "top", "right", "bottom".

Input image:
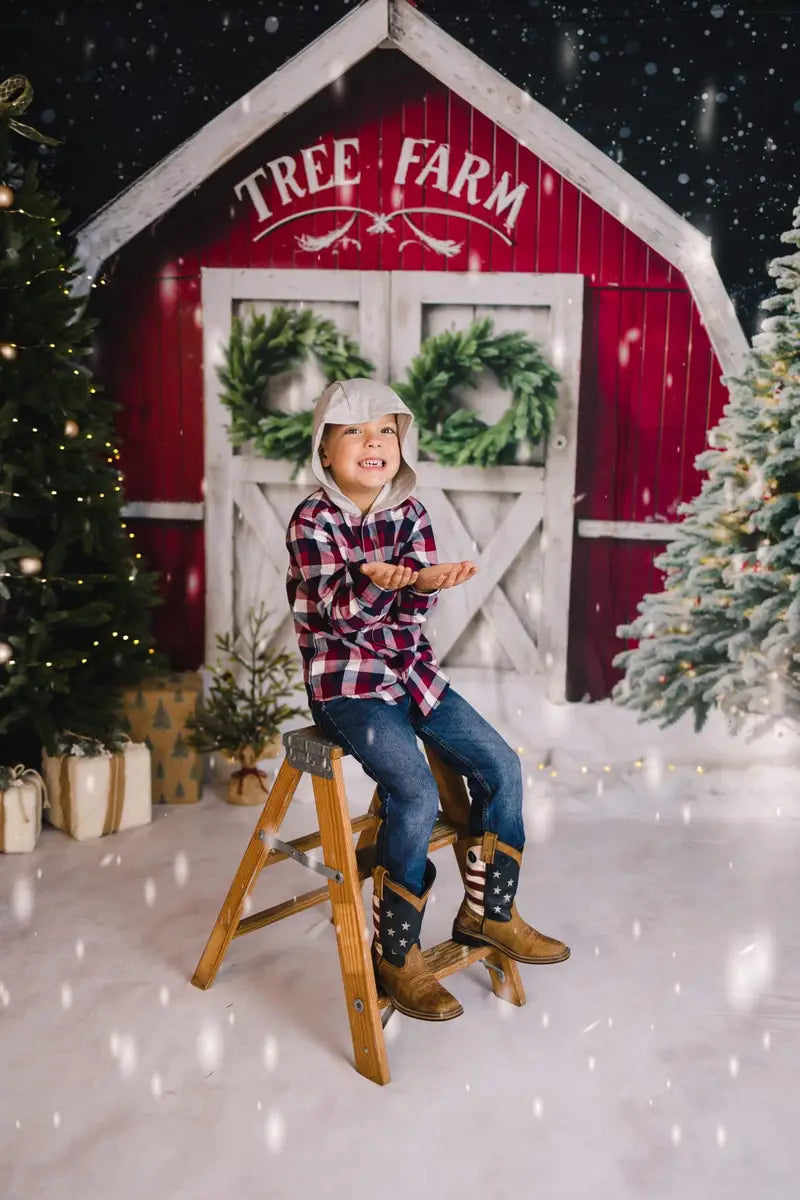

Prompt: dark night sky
[{"left": 2, "top": 0, "right": 799, "bottom": 337}]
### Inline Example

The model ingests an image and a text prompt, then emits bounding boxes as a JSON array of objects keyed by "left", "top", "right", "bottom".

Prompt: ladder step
[
  {"left": 261, "top": 814, "right": 462, "bottom": 870},
  {"left": 375, "top": 940, "right": 491, "bottom": 1009},
  {"left": 235, "top": 884, "right": 330, "bottom": 935},
  {"left": 234, "top": 817, "right": 466, "bottom": 939}
]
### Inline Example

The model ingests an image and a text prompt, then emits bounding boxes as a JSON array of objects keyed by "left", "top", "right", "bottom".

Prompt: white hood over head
[{"left": 310, "top": 378, "right": 419, "bottom": 517}]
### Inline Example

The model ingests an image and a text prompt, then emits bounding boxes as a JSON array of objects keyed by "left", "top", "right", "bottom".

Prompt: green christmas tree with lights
[
  {"left": 0, "top": 76, "right": 162, "bottom": 762},
  {"left": 614, "top": 197, "right": 800, "bottom": 735}
]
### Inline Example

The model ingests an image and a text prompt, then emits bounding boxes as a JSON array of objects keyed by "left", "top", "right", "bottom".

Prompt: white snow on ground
[{"left": 2, "top": 669, "right": 798, "bottom": 1199}]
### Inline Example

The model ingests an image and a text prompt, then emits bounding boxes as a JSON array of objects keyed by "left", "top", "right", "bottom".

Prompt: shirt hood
[{"left": 310, "top": 378, "right": 419, "bottom": 517}]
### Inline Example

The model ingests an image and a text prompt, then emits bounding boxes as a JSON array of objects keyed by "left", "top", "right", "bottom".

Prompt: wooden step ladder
[{"left": 191, "top": 725, "right": 526, "bottom": 1085}]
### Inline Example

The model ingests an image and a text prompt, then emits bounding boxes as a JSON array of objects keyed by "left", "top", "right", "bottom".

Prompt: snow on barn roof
[{"left": 73, "top": 0, "right": 747, "bottom": 376}]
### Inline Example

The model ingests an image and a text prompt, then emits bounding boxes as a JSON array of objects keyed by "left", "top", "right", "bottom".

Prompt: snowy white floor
[{"left": 3, "top": 671, "right": 800, "bottom": 1200}]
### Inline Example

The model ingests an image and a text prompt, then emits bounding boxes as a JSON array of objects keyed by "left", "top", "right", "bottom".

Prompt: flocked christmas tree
[
  {"left": 614, "top": 197, "right": 800, "bottom": 735},
  {"left": 0, "top": 76, "right": 162, "bottom": 762}
]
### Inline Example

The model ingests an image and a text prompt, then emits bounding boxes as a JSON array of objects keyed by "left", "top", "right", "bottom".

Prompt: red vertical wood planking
[
  {"left": 557, "top": 178, "right": 581, "bottom": 275},
  {"left": 158, "top": 274, "right": 183, "bottom": 502},
  {"left": 635, "top": 290, "right": 669, "bottom": 525},
  {"left": 679, "top": 304, "right": 715, "bottom": 504},
  {"left": 378, "top": 85, "right": 404, "bottom": 271},
  {"left": 445, "top": 90, "right": 473, "bottom": 273},
  {"left": 397, "top": 93, "right": 426, "bottom": 271},
  {"left": 132, "top": 274, "right": 165, "bottom": 498},
  {"left": 577, "top": 192, "right": 602, "bottom": 284},
  {"left": 465, "top": 107, "right": 495, "bottom": 274},
  {"left": 644, "top": 244, "right": 675, "bottom": 286},
  {"left": 599, "top": 211, "right": 625, "bottom": 286},
  {"left": 589, "top": 289, "right": 624, "bottom": 521},
  {"left": 128, "top": 521, "right": 205, "bottom": 670},
  {"left": 536, "top": 159, "right": 560, "bottom": 274},
  {"left": 354, "top": 108, "right": 381, "bottom": 273},
  {"left": 655, "top": 289, "right": 692, "bottom": 519},
  {"left": 420, "top": 86, "right": 451, "bottom": 270},
  {"left": 616, "top": 290, "right": 647, "bottom": 521},
  {"left": 489, "top": 123, "right": 516, "bottom": 275},
  {"left": 622, "top": 224, "right": 648, "bottom": 286},
  {"left": 512, "top": 143, "right": 538, "bottom": 275},
  {"left": 176, "top": 276, "right": 204, "bottom": 500},
  {"left": 638, "top": 289, "right": 670, "bottom": 520}
]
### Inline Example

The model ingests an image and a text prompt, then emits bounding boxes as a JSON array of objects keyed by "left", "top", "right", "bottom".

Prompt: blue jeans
[{"left": 308, "top": 684, "right": 525, "bottom": 896}]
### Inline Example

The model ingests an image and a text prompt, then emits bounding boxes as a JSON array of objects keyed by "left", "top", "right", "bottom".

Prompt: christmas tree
[
  {"left": 613, "top": 197, "right": 800, "bottom": 735},
  {"left": 0, "top": 76, "right": 162, "bottom": 762}
]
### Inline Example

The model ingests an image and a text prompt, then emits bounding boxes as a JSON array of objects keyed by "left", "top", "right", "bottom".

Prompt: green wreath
[
  {"left": 218, "top": 306, "right": 374, "bottom": 475},
  {"left": 219, "top": 307, "right": 561, "bottom": 471},
  {"left": 394, "top": 318, "right": 561, "bottom": 466}
]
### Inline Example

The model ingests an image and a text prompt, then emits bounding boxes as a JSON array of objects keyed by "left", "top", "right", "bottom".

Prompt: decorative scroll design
[{"left": 252, "top": 205, "right": 514, "bottom": 259}]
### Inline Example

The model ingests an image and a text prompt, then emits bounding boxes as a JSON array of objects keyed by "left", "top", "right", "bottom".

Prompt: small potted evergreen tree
[{"left": 186, "top": 603, "right": 308, "bottom": 805}]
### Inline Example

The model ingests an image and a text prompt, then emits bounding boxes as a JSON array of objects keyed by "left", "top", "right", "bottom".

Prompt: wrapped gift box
[
  {"left": 1, "top": 766, "right": 47, "bottom": 853},
  {"left": 118, "top": 672, "right": 204, "bottom": 805},
  {"left": 42, "top": 741, "right": 151, "bottom": 842}
]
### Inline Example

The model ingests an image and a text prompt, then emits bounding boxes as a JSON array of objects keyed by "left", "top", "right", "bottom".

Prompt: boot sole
[
  {"left": 387, "top": 997, "right": 464, "bottom": 1022},
  {"left": 452, "top": 924, "right": 571, "bottom": 965}
]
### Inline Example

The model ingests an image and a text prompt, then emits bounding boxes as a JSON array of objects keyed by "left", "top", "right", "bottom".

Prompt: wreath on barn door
[
  {"left": 217, "top": 306, "right": 374, "bottom": 476},
  {"left": 218, "top": 306, "right": 561, "bottom": 473}
]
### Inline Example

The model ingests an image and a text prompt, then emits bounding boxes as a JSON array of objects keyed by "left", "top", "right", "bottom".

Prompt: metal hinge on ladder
[
  {"left": 284, "top": 734, "right": 334, "bottom": 779},
  {"left": 257, "top": 831, "right": 343, "bottom": 884}
]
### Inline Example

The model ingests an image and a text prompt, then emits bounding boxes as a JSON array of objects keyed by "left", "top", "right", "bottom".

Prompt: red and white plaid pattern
[{"left": 286, "top": 490, "right": 450, "bottom": 717}]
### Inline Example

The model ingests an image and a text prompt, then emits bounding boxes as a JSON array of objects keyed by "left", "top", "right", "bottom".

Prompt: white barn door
[
  {"left": 203, "top": 268, "right": 582, "bottom": 702},
  {"left": 203, "top": 268, "right": 389, "bottom": 668},
  {"left": 390, "top": 273, "right": 582, "bottom": 702}
]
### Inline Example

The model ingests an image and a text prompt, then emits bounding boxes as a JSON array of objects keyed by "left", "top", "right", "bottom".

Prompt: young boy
[{"left": 286, "top": 378, "right": 569, "bottom": 1022}]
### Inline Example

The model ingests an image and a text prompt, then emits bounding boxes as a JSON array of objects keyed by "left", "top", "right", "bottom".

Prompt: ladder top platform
[{"left": 283, "top": 724, "right": 346, "bottom": 778}]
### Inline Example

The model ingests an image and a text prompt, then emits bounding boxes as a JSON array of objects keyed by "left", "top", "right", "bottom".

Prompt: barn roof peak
[{"left": 73, "top": 0, "right": 746, "bottom": 372}]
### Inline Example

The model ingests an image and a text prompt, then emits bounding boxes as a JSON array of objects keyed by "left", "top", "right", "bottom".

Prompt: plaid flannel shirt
[{"left": 286, "top": 489, "right": 450, "bottom": 715}]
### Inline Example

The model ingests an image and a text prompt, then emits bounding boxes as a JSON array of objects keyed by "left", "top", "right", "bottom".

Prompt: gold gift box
[{"left": 118, "top": 672, "right": 203, "bottom": 804}]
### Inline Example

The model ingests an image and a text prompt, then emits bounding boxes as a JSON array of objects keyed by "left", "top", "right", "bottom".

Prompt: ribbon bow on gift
[
  {"left": 230, "top": 765, "right": 271, "bottom": 796},
  {"left": 0, "top": 76, "right": 61, "bottom": 146},
  {"left": 0, "top": 764, "right": 49, "bottom": 851},
  {"left": 2, "top": 763, "right": 50, "bottom": 811}
]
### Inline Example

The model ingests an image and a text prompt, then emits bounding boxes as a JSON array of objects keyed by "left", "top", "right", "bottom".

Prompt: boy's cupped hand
[
  {"left": 360, "top": 560, "right": 478, "bottom": 592},
  {"left": 359, "top": 561, "right": 419, "bottom": 590},
  {"left": 414, "top": 562, "right": 478, "bottom": 592}
]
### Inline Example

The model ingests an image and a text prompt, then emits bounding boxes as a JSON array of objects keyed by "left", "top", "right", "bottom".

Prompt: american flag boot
[
  {"left": 371, "top": 859, "right": 463, "bottom": 1021},
  {"left": 451, "top": 833, "right": 570, "bottom": 965}
]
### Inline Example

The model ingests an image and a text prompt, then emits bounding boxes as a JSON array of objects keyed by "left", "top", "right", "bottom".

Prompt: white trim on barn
[
  {"left": 120, "top": 501, "right": 204, "bottom": 521},
  {"left": 117, "top": 502, "right": 683, "bottom": 545},
  {"left": 577, "top": 520, "right": 679, "bottom": 542},
  {"left": 72, "top": 0, "right": 747, "bottom": 380}
]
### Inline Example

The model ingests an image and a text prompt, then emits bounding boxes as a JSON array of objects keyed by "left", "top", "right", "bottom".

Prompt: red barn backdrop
[{"left": 75, "top": 0, "right": 747, "bottom": 701}]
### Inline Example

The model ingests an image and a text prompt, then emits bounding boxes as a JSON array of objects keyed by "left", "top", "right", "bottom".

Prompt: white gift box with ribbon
[
  {"left": 0, "top": 765, "right": 48, "bottom": 853},
  {"left": 42, "top": 741, "right": 152, "bottom": 842}
]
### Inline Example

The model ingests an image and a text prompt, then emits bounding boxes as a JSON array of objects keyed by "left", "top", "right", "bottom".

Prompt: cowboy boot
[
  {"left": 451, "top": 833, "right": 570, "bottom": 965},
  {"left": 372, "top": 859, "right": 464, "bottom": 1021}
]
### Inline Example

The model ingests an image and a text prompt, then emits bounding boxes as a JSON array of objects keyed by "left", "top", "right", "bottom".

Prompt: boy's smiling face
[{"left": 319, "top": 413, "right": 401, "bottom": 513}]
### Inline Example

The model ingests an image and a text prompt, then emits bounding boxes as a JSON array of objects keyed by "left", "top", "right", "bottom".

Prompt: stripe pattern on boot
[
  {"left": 372, "top": 891, "right": 383, "bottom": 958},
  {"left": 465, "top": 848, "right": 486, "bottom": 917}
]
